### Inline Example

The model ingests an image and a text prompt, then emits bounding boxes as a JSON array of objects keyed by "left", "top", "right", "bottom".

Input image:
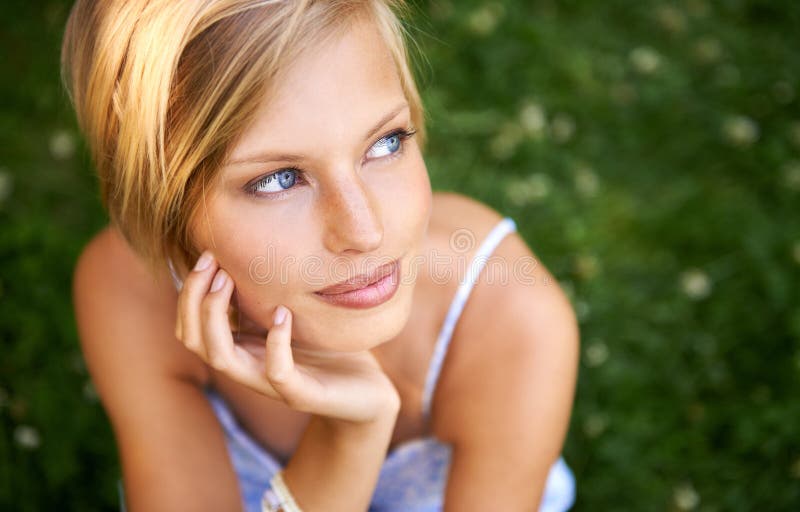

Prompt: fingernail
[
  {"left": 210, "top": 269, "right": 228, "bottom": 292},
  {"left": 273, "top": 305, "right": 288, "bottom": 326},
  {"left": 194, "top": 251, "right": 214, "bottom": 271}
]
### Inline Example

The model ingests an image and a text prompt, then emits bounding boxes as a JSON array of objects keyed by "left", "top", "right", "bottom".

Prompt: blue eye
[
  {"left": 366, "top": 128, "right": 416, "bottom": 159},
  {"left": 250, "top": 169, "right": 298, "bottom": 194},
  {"left": 245, "top": 128, "right": 417, "bottom": 198}
]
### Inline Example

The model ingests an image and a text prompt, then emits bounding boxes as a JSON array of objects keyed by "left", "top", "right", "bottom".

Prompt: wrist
[
  {"left": 320, "top": 392, "right": 400, "bottom": 434},
  {"left": 278, "top": 391, "right": 400, "bottom": 512}
]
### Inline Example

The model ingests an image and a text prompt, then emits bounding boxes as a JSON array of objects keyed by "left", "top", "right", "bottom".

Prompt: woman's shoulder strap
[{"left": 420, "top": 216, "right": 517, "bottom": 420}]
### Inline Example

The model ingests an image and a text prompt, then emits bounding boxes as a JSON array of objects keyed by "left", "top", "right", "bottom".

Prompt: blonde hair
[{"left": 61, "top": 0, "right": 426, "bottom": 277}]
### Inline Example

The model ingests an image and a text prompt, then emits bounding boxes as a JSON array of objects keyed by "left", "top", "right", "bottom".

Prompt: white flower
[
  {"left": 655, "top": 5, "right": 687, "bottom": 34},
  {"left": 505, "top": 172, "right": 551, "bottom": 206},
  {"left": 566, "top": 219, "right": 587, "bottom": 242},
  {"left": 692, "top": 36, "right": 722, "bottom": 64},
  {"left": 584, "top": 339, "right": 609, "bottom": 367},
  {"left": 49, "top": 130, "right": 76, "bottom": 161},
  {"left": 575, "top": 300, "right": 591, "bottom": 321},
  {"left": 519, "top": 101, "right": 547, "bottom": 139},
  {"left": 685, "top": 0, "right": 710, "bottom": 18},
  {"left": 14, "top": 425, "right": 41, "bottom": 450},
  {"left": 582, "top": 413, "right": 609, "bottom": 438},
  {"left": 83, "top": 380, "right": 99, "bottom": 402},
  {"left": 629, "top": 46, "right": 661, "bottom": 75},
  {"left": 505, "top": 183, "right": 527, "bottom": 206},
  {"left": 574, "top": 254, "right": 600, "bottom": 280},
  {"left": 722, "top": 115, "right": 759, "bottom": 147},
  {"left": 0, "top": 169, "right": 12, "bottom": 205},
  {"left": 525, "top": 173, "right": 550, "bottom": 199},
  {"left": 673, "top": 483, "right": 700, "bottom": 510},
  {"left": 467, "top": 3, "right": 505, "bottom": 36},
  {"left": 680, "top": 268, "right": 712, "bottom": 299},
  {"left": 573, "top": 165, "right": 599, "bottom": 197},
  {"left": 430, "top": 0, "right": 454, "bottom": 19},
  {"left": 782, "top": 161, "right": 800, "bottom": 191},
  {"left": 789, "top": 121, "right": 800, "bottom": 149},
  {"left": 550, "top": 113, "right": 576, "bottom": 143},
  {"left": 792, "top": 458, "right": 800, "bottom": 479},
  {"left": 792, "top": 241, "right": 800, "bottom": 265},
  {"left": 505, "top": 182, "right": 526, "bottom": 206},
  {"left": 490, "top": 121, "right": 524, "bottom": 160}
]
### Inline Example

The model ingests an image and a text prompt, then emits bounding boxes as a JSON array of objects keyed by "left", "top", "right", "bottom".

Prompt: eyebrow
[{"left": 225, "top": 101, "right": 410, "bottom": 166}]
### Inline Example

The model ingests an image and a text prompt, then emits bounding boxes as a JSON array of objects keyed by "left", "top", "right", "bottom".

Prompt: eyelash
[{"left": 245, "top": 127, "right": 418, "bottom": 198}]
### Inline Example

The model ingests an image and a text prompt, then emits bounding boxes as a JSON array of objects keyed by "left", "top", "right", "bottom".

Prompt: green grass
[{"left": 1, "top": 0, "right": 799, "bottom": 510}]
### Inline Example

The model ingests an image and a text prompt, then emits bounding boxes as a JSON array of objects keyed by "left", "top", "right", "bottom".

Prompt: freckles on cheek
[
  {"left": 402, "top": 159, "right": 432, "bottom": 220},
  {"left": 209, "top": 206, "right": 315, "bottom": 322},
  {"left": 199, "top": 208, "right": 269, "bottom": 286},
  {"left": 226, "top": 242, "right": 299, "bottom": 328},
  {"left": 376, "top": 165, "right": 430, "bottom": 251}
]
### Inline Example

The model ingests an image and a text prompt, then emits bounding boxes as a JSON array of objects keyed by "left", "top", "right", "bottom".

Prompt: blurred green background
[{"left": 2, "top": 0, "right": 799, "bottom": 510}]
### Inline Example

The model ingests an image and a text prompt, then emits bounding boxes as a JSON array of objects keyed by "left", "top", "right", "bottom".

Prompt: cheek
[
  {"left": 200, "top": 201, "right": 317, "bottom": 326},
  {"left": 395, "top": 152, "right": 432, "bottom": 238},
  {"left": 374, "top": 151, "right": 431, "bottom": 235}
]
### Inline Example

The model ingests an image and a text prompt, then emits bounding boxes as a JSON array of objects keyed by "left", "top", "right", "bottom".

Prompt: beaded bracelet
[{"left": 261, "top": 470, "right": 303, "bottom": 512}]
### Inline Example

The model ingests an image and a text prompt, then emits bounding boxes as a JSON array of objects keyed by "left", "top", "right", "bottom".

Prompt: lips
[{"left": 315, "top": 259, "right": 399, "bottom": 295}]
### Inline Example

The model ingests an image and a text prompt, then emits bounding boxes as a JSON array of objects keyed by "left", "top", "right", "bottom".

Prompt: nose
[{"left": 320, "top": 171, "right": 384, "bottom": 255}]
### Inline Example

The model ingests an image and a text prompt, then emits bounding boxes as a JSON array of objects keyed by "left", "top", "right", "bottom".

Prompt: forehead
[{"left": 229, "top": 16, "right": 406, "bottom": 160}]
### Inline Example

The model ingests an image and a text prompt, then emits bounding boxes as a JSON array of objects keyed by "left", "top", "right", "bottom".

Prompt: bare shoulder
[
  {"left": 72, "top": 227, "right": 239, "bottom": 509},
  {"left": 414, "top": 190, "right": 509, "bottom": 339},
  {"left": 426, "top": 193, "right": 579, "bottom": 449},
  {"left": 421, "top": 190, "right": 507, "bottom": 295},
  {"left": 73, "top": 225, "right": 208, "bottom": 386},
  {"left": 429, "top": 190, "right": 506, "bottom": 239}
]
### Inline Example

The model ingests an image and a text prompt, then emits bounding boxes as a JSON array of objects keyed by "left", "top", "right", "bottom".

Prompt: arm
[
  {"left": 432, "top": 231, "right": 579, "bottom": 511},
  {"left": 282, "top": 409, "right": 398, "bottom": 512},
  {"left": 73, "top": 228, "right": 240, "bottom": 510}
]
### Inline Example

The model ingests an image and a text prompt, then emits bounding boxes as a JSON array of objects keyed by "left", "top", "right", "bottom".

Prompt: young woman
[{"left": 65, "top": 1, "right": 579, "bottom": 510}]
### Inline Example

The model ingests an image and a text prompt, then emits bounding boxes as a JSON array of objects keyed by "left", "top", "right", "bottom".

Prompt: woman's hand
[{"left": 174, "top": 251, "right": 400, "bottom": 424}]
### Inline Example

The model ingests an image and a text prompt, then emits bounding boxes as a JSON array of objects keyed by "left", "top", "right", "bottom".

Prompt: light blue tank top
[{"left": 123, "top": 216, "right": 575, "bottom": 511}]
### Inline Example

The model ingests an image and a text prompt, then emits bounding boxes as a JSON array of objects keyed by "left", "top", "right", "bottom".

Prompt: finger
[
  {"left": 262, "top": 306, "right": 306, "bottom": 406},
  {"left": 178, "top": 251, "right": 217, "bottom": 361},
  {"left": 200, "top": 268, "right": 237, "bottom": 372},
  {"left": 229, "top": 307, "right": 291, "bottom": 401}
]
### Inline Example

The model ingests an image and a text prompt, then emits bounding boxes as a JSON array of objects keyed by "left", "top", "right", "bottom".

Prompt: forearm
[{"left": 279, "top": 403, "right": 400, "bottom": 512}]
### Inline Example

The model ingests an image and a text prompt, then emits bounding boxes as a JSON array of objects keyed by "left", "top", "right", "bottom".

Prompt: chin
[{"left": 290, "top": 277, "right": 415, "bottom": 353}]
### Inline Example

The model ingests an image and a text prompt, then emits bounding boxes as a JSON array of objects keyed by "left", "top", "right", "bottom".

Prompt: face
[{"left": 191, "top": 16, "right": 432, "bottom": 352}]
